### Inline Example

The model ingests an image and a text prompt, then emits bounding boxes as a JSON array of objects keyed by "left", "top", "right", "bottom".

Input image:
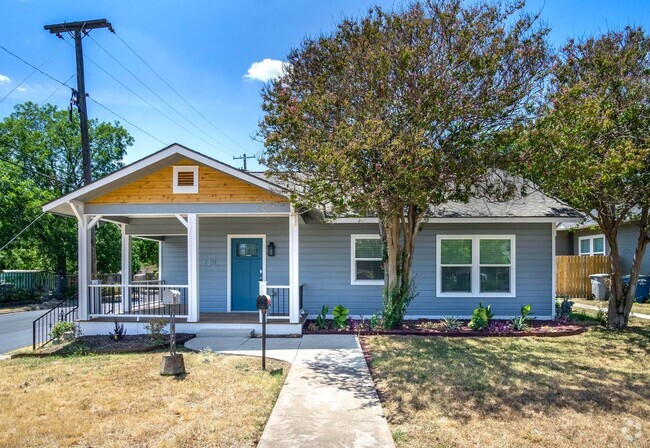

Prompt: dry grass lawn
[
  {"left": 0, "top": 351, "right": 287, "bottom": 447},
  {"left": 572, "top": 297, "right": 650, "bottom": 315},
  {"left": 365, "top": 318, "right": 650, "bottom": 448}
]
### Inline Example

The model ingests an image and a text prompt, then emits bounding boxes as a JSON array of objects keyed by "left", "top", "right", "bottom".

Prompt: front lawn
[
  {"left": 0, "top": 351, "right": 287, "bottom": 447},
  {"left": 572, "top": 297, "right": 650, "bottom": 315},
  {"left": 365, "top": 319, "right": 650, "bottom": 448}
]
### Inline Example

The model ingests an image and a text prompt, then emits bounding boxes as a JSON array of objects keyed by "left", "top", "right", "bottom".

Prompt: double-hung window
[
  {"left": 351, "top": 235, "right": 384, "bottom": 285},
  {"left": 578, "top": 235, "right": 606, "bottom": 256},
  {"left": 437, "top": 235, "right": 515, "bottom": 297}
]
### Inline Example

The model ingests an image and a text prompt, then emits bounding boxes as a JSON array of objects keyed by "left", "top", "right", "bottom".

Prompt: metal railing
[
  {"left": 89, "top": 284, "right": 188, "bottom": 317},
  {"left": 32, "top": 294, "right": 78, "bottom": 350},
  {"left": 266, "top": 285, "right": 290, "bottom": 317}
]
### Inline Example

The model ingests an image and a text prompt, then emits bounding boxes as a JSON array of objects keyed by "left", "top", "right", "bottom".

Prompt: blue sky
[{"left": 0, "top": 0, "right": 648, "bottom": 170}]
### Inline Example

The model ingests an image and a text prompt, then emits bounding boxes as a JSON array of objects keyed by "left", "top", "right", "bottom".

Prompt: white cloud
[
  {"left": 0, "top": 74, "right": 11, "bottom": 84},
  {"left": 17, "top": 87, "right": 27, "bottom": 92},
  {"left": 244, "top": 58, "right": 288, "bottom": 82}
]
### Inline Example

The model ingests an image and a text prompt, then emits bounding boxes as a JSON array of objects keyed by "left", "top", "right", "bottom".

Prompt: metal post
[{"left": 262, "top": 309, "right": 266, "bottom": 370}]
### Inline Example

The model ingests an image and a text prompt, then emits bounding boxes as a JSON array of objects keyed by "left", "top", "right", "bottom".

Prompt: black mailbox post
[{"left": 256, "top": 294, "right": 271, "bottom": 370}]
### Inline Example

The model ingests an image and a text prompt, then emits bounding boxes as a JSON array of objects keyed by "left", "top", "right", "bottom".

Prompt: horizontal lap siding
[
  {"left": 199, "top": 217, "right": 289, "bottom": 313},
  {"left": 299, "top": 222, "right": 553, "bottom": 318},
  {"left": 161, "top": 236, "right": 188, "bottom": 286}
]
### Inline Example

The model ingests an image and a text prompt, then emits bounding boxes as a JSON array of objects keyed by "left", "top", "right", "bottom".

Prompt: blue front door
[{"left": 231, "top": 238, "right": 263, "bottom": 311}]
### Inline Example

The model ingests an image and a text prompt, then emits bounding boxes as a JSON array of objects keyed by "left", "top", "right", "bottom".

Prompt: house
[
  {"left": 43, "top": 144, "right": 581, "bottom": 335},
  {"left": 556, "top": 220, "right": 650, "bottom": 274}
]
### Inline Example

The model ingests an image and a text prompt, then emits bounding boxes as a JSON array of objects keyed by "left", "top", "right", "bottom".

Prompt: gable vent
[
  {"left": 177, "top": 171, "right": 195, "bottom": 186},
  {"left": 173, "top": 166, "right": 199, "bottom": 194}
]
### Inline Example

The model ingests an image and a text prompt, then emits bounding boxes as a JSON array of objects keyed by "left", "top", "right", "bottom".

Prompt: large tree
[
  {"left": 258, "top": 0, "right": 551, "bottom": 326},
  {"left": 0, "top": 102, "right": 133, "bottom": 275},
  {"left": 516, "top": 27, "right": 650, "bottom": 329}
]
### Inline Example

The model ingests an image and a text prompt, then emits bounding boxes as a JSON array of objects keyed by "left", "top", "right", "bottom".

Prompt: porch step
[{"left": 195, "top": 328, "right": 255, "bottom": 338}]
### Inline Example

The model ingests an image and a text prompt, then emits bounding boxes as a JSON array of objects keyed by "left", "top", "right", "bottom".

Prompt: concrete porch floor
[{"left": 87, "top": 312, "right": 307, "bottom": 325}]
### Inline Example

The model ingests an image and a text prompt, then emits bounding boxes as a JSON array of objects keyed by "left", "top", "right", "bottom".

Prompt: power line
[
  {"left": 0, "top": 155, "right": 80, "bottom": 188},
  {"left": 112, "top": 31, "right": 254, "bottom": 154},
  {"left": 0, "top": 44, "right": 75, "bottom": 89},
  {"left": 0, "top": 212, "right": 45, "bottom": 253},
  {"left": 86, "top": 33, "right": 235, "bottom": 154},
  {"left": 0, "top": 38, "right": 70, "bottom": 105}
]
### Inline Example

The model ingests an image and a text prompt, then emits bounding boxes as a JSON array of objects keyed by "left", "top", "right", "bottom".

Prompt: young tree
[
  {"left": 0, "top": 102, "right": 133, "bottom": 274},
  {"left": 258, "top": 0, "right": 551, "bottom": 327},
  {"left": 516, "top": 27, "right": 650, "bottom": 329}
]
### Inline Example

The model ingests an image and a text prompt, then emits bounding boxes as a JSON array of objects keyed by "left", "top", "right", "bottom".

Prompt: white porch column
[
  {"left": 551, "top": 223, "right": 557, "bottom": 319},
  {"left": 289, "top": 206, "right": 300, "bottom": 323},
  {"left": 74, "top": 207, "right": 91, "bottom": 320},
  {"left": 120, "top": 224, "right": 132, "bottom": 313},
  {"left": 187, "top": 214, "right": 199, "bottom": 322}
]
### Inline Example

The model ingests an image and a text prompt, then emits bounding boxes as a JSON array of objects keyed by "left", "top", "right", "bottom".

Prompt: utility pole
[
  {"left": 233, "top": 153, "right": 255, "bottom": 171},
  {"left": 44, "top": 19, "right": 112, "bottom": 281},
  {"left": 44, "top": 19, "right": 112, "bottom": 185}
]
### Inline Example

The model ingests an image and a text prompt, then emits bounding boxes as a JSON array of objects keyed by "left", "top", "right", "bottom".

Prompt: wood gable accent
[{"left": 88, "top": 159, "right": 286, "bottom": 204}]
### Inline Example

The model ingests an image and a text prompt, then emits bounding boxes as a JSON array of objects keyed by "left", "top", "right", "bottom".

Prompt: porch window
[
  {"left": 437, "top": 235, "right": 515, "bottom": 297},
  {"left": 578, "top": 235, "right": 606, "bottom": 256},
  {"left": 351, "top": 235, "right": 384, "bottom": 285},
  {"left": 173, "top": 166, "right": 199, "bottom": 193}
]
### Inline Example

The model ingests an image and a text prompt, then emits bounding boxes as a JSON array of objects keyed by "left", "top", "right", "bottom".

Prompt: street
[{"left": 0, "top": 310, "right": 45, "bottom": 353}]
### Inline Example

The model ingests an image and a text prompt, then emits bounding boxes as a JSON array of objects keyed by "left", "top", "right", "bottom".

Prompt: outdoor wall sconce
[{"left": 267, "top": 242, "right": 275, "bottom": 257}]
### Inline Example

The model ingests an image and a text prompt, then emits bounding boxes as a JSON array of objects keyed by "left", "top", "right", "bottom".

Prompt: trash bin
[
  {"left": 590, "top": 273, "right": 610, "bottom": 301},
  {"left": 622, "top": 275, "right": 650, "bottom": 303}
]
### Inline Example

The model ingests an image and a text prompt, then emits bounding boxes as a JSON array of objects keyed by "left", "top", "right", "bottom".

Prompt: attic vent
[{"left": 173, "top": 166, "right": 199, "bottom": 194}]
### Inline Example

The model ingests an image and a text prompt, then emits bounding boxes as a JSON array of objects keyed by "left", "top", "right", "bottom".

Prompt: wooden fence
[{"left": 556, "top": 255, "right": 611, "bottom": 298}]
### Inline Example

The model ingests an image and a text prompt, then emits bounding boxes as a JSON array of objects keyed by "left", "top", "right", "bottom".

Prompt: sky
[{"left": 0, "top": 0, "right": 648, "bottom": 171}]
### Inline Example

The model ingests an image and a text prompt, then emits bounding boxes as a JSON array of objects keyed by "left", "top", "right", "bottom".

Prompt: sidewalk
[
  {"left": 186, "top": 334, "right": 395, "bottom": 448},
  {"left": 572, "top": 302, "right": 650, "bottom": 320}
]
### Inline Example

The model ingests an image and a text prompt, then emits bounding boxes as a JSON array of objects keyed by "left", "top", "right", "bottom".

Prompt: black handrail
[{"left": 32, "top": 294, "right": 78, "bottom": 350}]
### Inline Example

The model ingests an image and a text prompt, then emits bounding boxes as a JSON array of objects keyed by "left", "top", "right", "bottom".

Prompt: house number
[{"left": 201, "top": 259, "right": 217, "bottom": 266}]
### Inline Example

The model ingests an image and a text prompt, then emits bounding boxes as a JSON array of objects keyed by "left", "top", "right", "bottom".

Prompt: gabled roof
[{"left": 43, "top": 143, "right": 288, "bottom": 216}]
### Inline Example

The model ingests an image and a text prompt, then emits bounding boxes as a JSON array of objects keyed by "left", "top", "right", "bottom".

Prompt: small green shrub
[
  {"left": 108, "top": 319, "right": 126, "bottom": 341},
  {"left": 442, "top": 315, "right": 461, "bottom": 331},
  {"left": 144, "top": 318, "right": 168, "bottom": 340},
  {"left": 382, "top": 279, "right": 418, "bottom": 329},
  {"left": 50, "top": 321, "right": 76, "bottom": 340},
  {"left": 315, "top": 305, "right": 329, "bottom": 329},
  {"left": 332, "top": 305, "right": 350, "bottom": 329},
  {"left": 511, "top": 304, "right": 533, "bottom": 331},
  {"left": 468, "top": 302, "right": 493, "bottom": 331},
  {"left": 369, "top": 313, "right": 381, "bottom": 330},
  {"left": 595, "top": 308, "right": 608, "bottom": 326},
  {"left": 556, "top": 296, "right": 573, "bottom": 319}
]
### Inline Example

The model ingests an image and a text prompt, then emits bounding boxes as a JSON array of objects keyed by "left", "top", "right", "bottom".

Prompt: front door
[{"left": 231, "top": 238, "right": 263, "bottom": 311}]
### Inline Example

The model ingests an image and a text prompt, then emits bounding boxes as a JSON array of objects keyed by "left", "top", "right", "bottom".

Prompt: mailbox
[
  {"left": 256, "top": 294, "right": 271, "bottom": 311},
  {"left": 162, "top": 289, "right": 181, "bottom": 305}
]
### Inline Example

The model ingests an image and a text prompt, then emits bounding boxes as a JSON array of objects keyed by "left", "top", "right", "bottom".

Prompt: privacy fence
[{"left": 556, "top": 255, "right": 611, "bottom": 298}]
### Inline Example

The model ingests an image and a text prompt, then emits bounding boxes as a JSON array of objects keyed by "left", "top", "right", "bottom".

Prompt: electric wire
[{"left": 0, "top": 212, "right": 45, "bottom": 253}]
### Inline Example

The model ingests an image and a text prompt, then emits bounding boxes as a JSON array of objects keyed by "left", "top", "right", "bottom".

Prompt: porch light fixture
[{"left": 267, "top": 242, "right": 275, "bottom": 257}]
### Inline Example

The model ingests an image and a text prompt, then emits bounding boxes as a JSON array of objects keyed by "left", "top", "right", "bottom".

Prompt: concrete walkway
[
  {"left": 573, "top": 302, "right": 650, "bottom": 320},
  {"left": 186, "top": 334, "right": 395, "bottom": 448}
]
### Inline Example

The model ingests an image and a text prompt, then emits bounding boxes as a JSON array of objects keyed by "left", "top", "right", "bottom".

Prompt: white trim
[
  {"left": 578, "top": 234, "right": 606, "bottom": 256},
  {"left": 78, "top": 213, "right": 91, "bottom": 320},
  {"left": 551, "top": 223, "right": 557, "bottom": 319},
  {"left": 69, "top": 201, "right": 83, "bottom": 221},
  {"left": 120, "top": 224, "right": 132, "bottom": 313},
  {"left": 187, "top": 214, "right": 199, "bottom": 322},
  {"left": 436, "top": 235, "right": 516, "bottom": 298},
  {"left": 174, "top": 214, "right": 189, "bottom": 228},
  {"left": 350, "top": 234, "right": 384, "bottom": 285},
  {"left": 227, "top": 234, "right": 267, "bottom": 313},
  {"left": 173, "top": 165, "right": 199, "bottom": 194},
  {"left": 333, "top": 216, "right": 581, "bottom": 224},
  {"left": 289, "top": 207, "right": 300, "bottom": 323},
  {"left": 158, "top": 241, "right": 163, "bottom": 282},
  {"left": 86, "top": 214, "right": 103, "bottom": 230},
  {"left": 42, "top": 144, "right": 287, "bottom": 213}
]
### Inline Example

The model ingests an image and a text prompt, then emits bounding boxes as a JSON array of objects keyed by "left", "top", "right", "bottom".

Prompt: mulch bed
[
  {"left": 303, "top": 318, "right": 585, "bottom": 338},
  {"left": 11, "top": 334, "right": 195, "bottom": 358}
]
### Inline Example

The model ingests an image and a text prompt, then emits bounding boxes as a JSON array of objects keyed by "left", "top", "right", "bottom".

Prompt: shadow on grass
[{"left": 368, "top": 325, "right": 650, "bottom": 424}]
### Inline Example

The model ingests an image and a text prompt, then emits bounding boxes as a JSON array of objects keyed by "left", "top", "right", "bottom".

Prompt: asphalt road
[{"left": 0, "top": 310, "right": 45, "bottom": 353}]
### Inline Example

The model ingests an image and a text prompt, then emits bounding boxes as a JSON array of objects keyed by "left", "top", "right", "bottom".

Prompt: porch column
[
  {"left": 551, "top": 223, "right": 557, "bottom": 319},
  {"left": 187, "top": 214, "right": 199, "bottom": 322},
  {"left": 120, "top": 224, "right": 132, "bottom": 313},
  {"left": 71, "top": 203, "right": 91, "bottom": 320},
  {"left": 289, "top": 206, "right": 300, "bottom": 323}
]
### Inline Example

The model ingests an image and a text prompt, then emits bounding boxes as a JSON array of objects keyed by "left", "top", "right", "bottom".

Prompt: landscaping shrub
[
  {"left": 382, "top": 279, "right": 417, "bottom": 329},
  {"left": 511, "top": 304, "right": 533, "bottom": 331},
  {"left": 144, "top": 318, "right": 168, "bottom": 340},
  {"left": 556, "top": 296, "right": 573, "bottom": 320},
  {"left": 332, "top": 305, "right": 350, "bottom": 329},
  {"left": 0, "top": 288, "right": 41, "bottom": 304},
  {"left": 50, "top": 321, "right": 76, "bottom": 340},
  {"left": 442, "top": 315, "right": 461, "bottom": 331},
  {"left": 108, "top": 320, "right": 127, "bottom": 341},
  {"left": 468, "top": 302, "right": 493, "bottom": 331},
  {"left": 369, "top": 313, "right": 381, "bottom": 330},
  {"left": 315, "top": 305, "right": 329, "bottom": 329}
]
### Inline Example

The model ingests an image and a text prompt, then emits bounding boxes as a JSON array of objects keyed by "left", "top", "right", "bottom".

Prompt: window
[
  {"left": 351, "top": 235, "right": 384, "bottom": 285},
  {"left": 173, "top": 166, "right": 198, "bottom": 193},
  {"left": 437, "top": 235, "right": 515, "bottom": 297},
  {"left": 236, "top": 243, "right": 259, "bottom": 257},
  {"left": 578, "top": 235, "right": 606, "bottom": 256}
]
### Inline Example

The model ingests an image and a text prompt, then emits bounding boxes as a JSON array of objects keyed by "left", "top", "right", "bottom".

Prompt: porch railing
[
  {"left": 88, "top": 284, "right": 189, "bottom": 317},
  {"left": 32, "top": 294, "right": 78, "bottom": 350},
  {"left": 262, "top": 283, "right": 306, "bottom": 318}
]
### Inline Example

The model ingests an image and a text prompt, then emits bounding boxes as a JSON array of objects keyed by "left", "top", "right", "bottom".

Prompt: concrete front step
[{"left": 195, "top": 328, "right": 254, "bottom": 338}]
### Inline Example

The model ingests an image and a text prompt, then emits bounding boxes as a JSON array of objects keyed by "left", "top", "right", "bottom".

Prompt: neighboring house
[
  {"left": 42, "top": 144, "right": 581, "bottom": 334},
  {"left": 556, "top": 221, "right": 650, "bottom": 274}
]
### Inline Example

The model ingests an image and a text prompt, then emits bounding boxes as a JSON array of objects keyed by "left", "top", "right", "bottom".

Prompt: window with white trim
[
  {"left": 351, "top": 235, "right": 384, "bottom": 285},
  {"left": 173, "top": 166, "right": 198, "bottom": 194},
  {"left": 578, "top": 234, "right": 606, "bottom": 256},
  {"left": 437, "top": 235, "right": 515, "bottom": 297}
]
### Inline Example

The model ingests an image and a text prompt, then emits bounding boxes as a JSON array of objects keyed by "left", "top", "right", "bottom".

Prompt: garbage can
[
  {"left": 590, "top": 273, "right": 610, "bottom": 301},
  {"left": 622, "top": 275, "right": 650, "bottom": 303}
]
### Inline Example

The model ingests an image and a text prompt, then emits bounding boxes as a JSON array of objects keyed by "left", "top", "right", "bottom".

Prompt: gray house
[{"left": 43, "top": 144, "right": 581, "bottom": 335}]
